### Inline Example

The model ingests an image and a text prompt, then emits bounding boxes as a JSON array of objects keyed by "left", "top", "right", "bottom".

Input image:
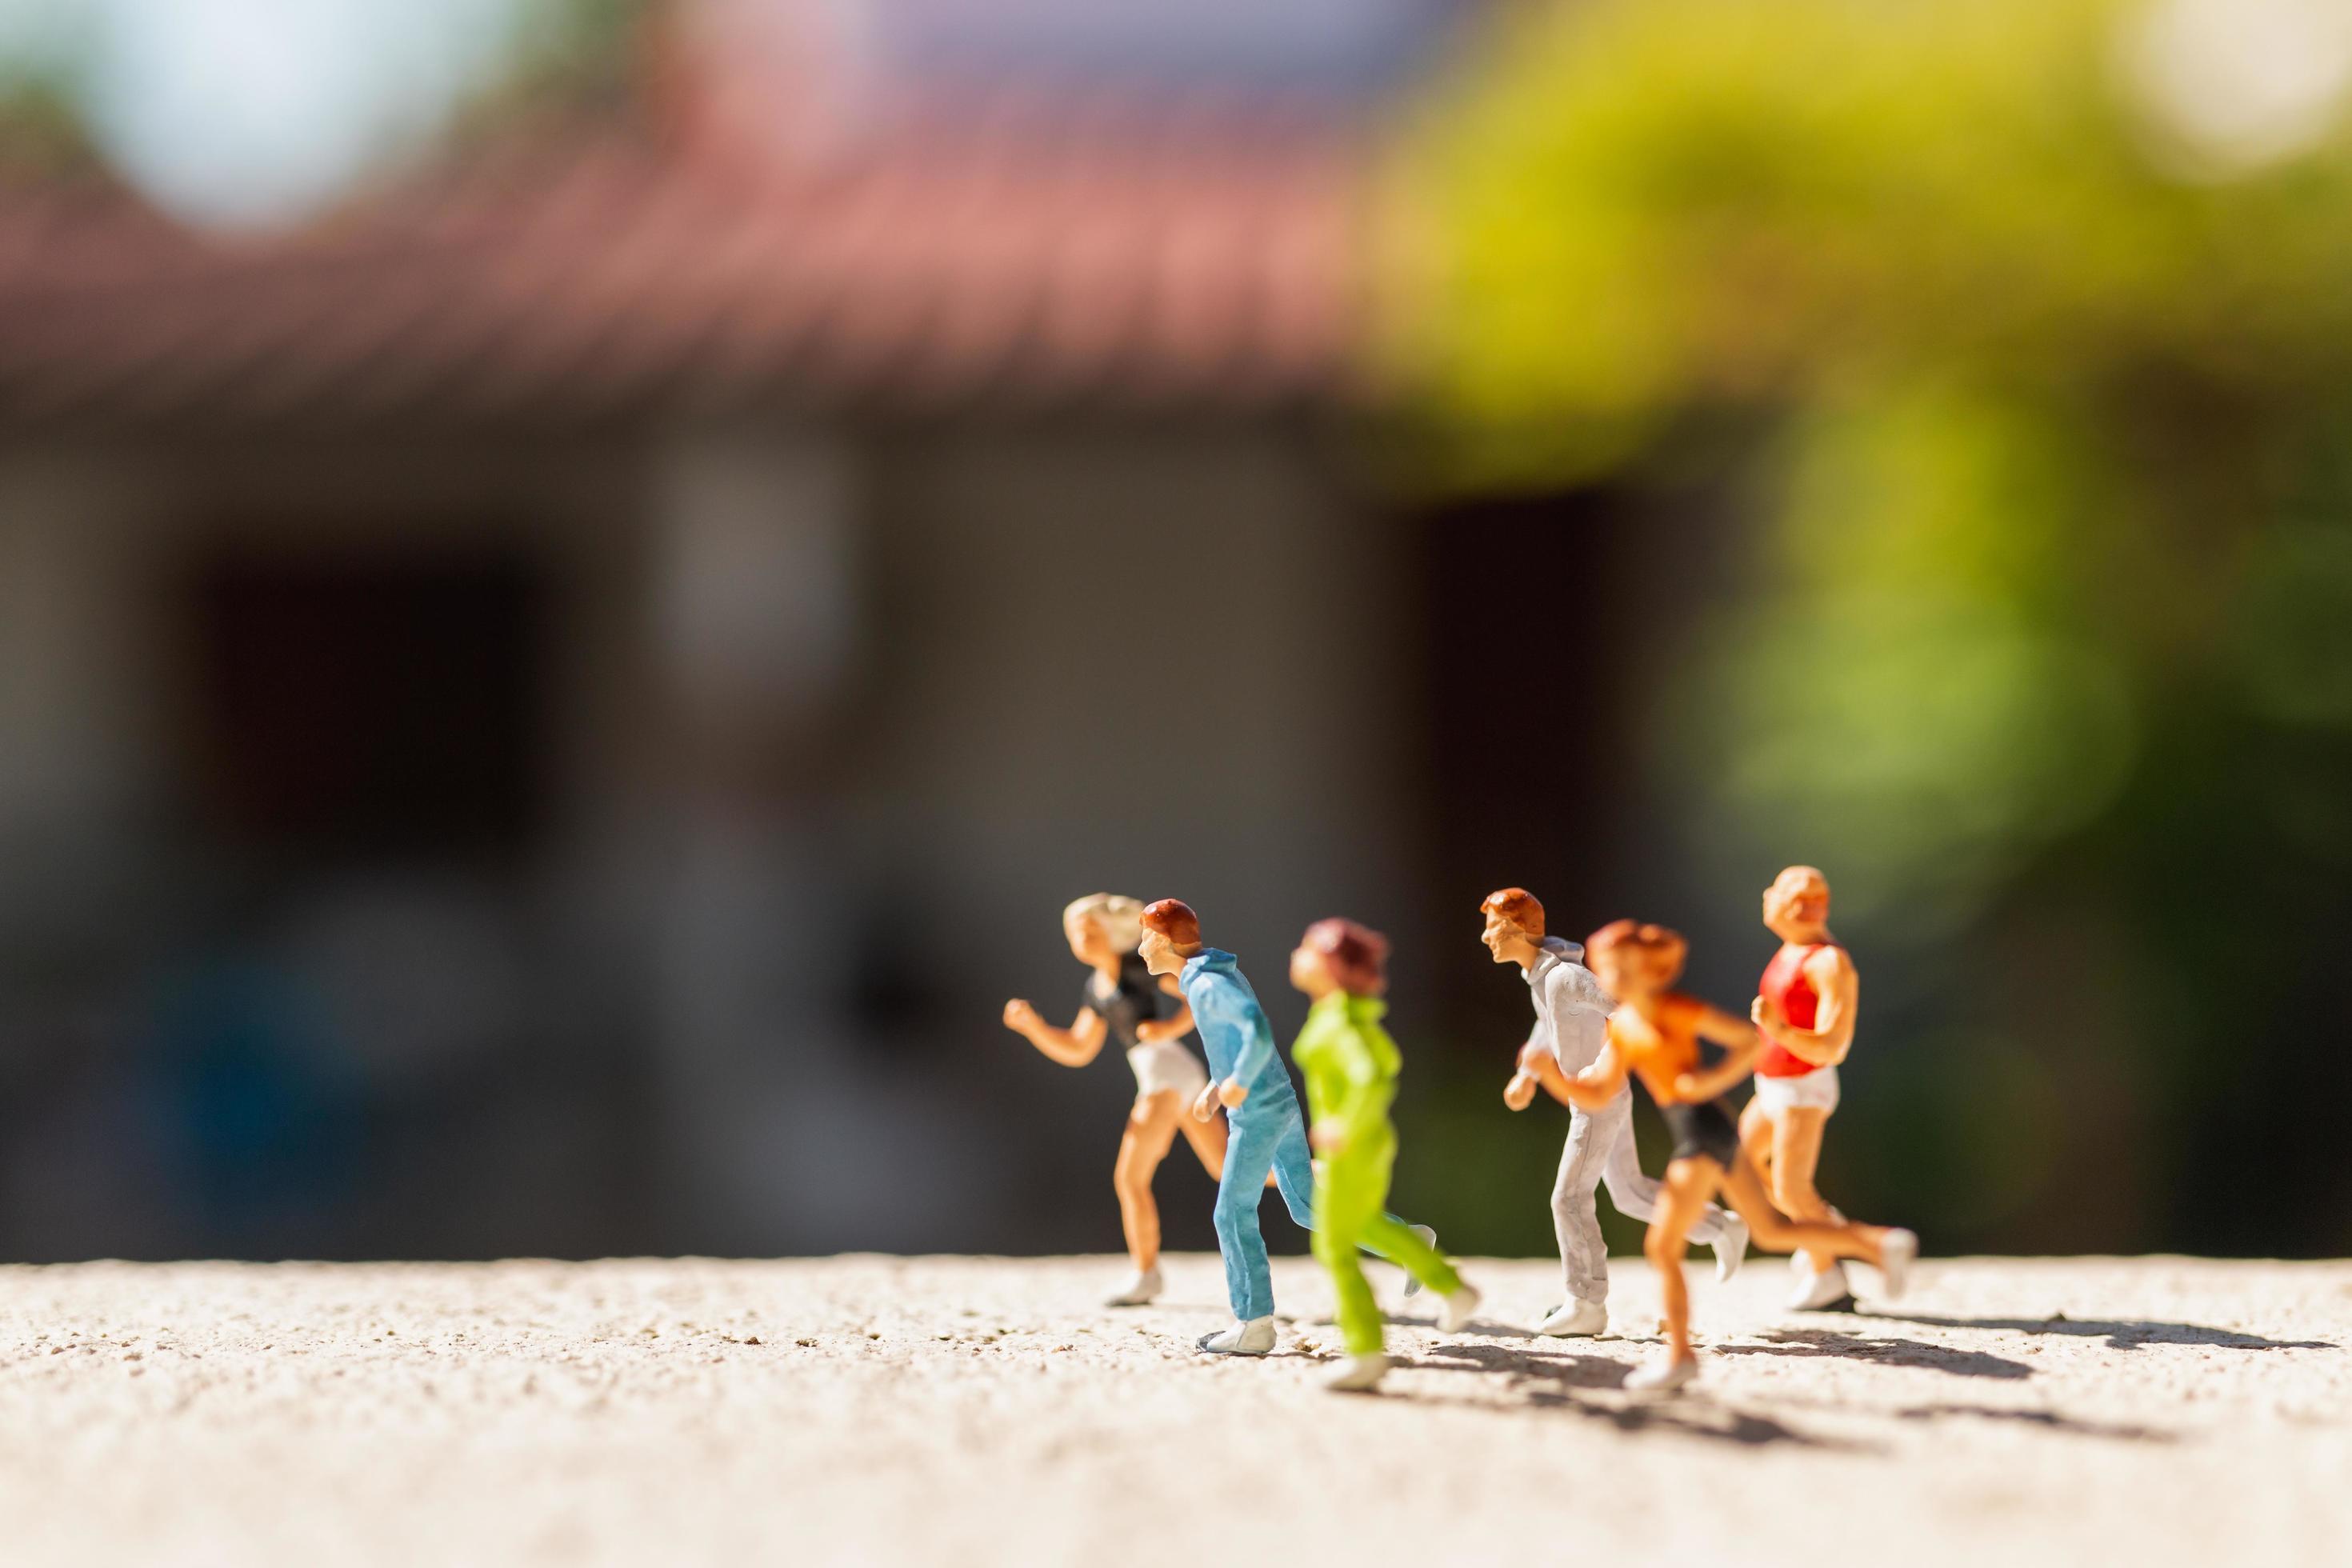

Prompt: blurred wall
[{"left": 0, "top": 413, "right": 1424, "bottom": 1262}]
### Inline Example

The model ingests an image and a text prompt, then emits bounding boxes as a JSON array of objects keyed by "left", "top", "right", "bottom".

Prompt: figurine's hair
[
  {"left": 1585, "top": 918, "right": 1688, "bottom": 983},
  {"left": 1062, "top": 893, "right": 1146, "bottom": 954},
  {"left": 1140, "top": 898, "right": 1202, "bottom": 950},
  {"left": 1480, "top": 886, "right": 1546, "bottom": 938},
  {"left": 1302, "top": 918, "right": 1390, "bottom": 997}
]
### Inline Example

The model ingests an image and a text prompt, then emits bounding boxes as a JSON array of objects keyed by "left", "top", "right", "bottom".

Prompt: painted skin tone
[
  {"left": 1486, "top": 909, "right": 1551, "bottom": 1112},
  {"left": 1740, "top": 866, "right": 1859, "bottom": 1278},
  {"left": 1559, "top": 936, "right": 1898, "bottom": 1385},
  {"left": 1004, "top": 914, "right": 1222, "bottom": 1281}
]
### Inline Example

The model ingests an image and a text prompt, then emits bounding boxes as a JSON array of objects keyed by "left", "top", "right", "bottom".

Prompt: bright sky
[{"left": 0, "top": 0, "right": 531, "bottom": 229}]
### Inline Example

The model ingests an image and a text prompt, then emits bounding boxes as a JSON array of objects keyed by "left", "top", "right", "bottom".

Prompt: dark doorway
[{"left": 183, "top": 550, "right": 549, "bottom": 862}]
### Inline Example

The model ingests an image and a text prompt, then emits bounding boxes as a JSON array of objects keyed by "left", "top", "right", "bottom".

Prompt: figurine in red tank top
[{"left": 1742, "top": 866, "right": 1873, "bottom": 1310}]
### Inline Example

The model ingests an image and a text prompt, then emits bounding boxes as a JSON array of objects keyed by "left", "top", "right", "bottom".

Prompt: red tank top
[{"left": 1755, "top": 942, "right": 1838, "bottom": 1078}]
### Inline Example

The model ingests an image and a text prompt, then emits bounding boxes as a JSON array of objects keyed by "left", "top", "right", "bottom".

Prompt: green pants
[{"left": 1312, "top": 1128, "right": 1461, "bottom": 1356}]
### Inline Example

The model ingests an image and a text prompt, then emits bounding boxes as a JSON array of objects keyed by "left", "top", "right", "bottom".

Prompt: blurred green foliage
[{"left": 1390, "top": 0, "right": 2352, "bottom": 1253}]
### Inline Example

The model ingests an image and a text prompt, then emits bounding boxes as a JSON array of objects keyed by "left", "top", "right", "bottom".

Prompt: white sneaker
[
  {"left": 1625, "top": 1353, "right": 1698, "bottom": 1393},
  {"left": 1402, "top": 1225, "right": 1436, "bottom": 1298},
  {"left": 1536, "top": 1298, "right": 1610, "bottom": 1337},
  {"left": 1104, "top": 1266, "right": 1163, "bottom": 1306},
  {"left": 1787, "top": 1260, "right": 1854, "bottom": 1311},
  {"left": 1878, "top": 1229, "right": 1918, "bottom": 1300},
  {"left": 1197, "top": 1316, "right": 1277, "bottom": 1355},
  {"left": 1325, "top": 1353, "right": 1390, "bottom": 1392},
  {"left": 1713, "top": 1214, "right": 1749, "bottom": 1283},
  {"left": 1437, "top": 1281, "right": 1482, "bottom": 1334}
]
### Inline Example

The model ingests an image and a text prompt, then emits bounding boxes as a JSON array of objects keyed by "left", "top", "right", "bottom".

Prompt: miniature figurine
[
  {"left": 1138, "top": 898, "right": 1472, "bottom": 1357},
  {"left": 1482, "top": 888, "right": 1747, "bottom": 1336},
  {"left": 1004, "top": 894, "right": 1226, "bottom": 1306},
  {"left": 1559, "top": 918, "right": 1916, "bottom": 1392},
  {"left": 1741, "top": 866, "right": 1864, "bottom": 1310},
  {"left": 1288, "top": 918, "right": 1482, "bottom": 1392}
]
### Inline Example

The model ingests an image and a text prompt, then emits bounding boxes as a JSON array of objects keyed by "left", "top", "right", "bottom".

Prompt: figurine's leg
[
  {"left": 1269, "top": 1113, "right": 1322, "bottom": 1230},
  {"left": 1178, "top": 1104, "right": 1230, "bottom": 1182},
  {"left": 1270, "top": 1118, "right": 1423, "bottom": 1266},
  {"left": 1114, "top": 1091, "right": 1183, "bottom": 1274},
  {"left": 1769, "top": 1107, "right": 1838, "bottom": 1274},
  {"left": 1214, "top": 1108, "right": 1285, "bottom": 1321},
  {"left": 1719, "top": 1155, "right": 1885, "bottom": 1265},
  {"left": 1551, "top": 1110, "right": 1611, "bottom": 1310},
  {"left": 1594, "top": 1095, "right": 1730, "bottom": 1247},
  {"left": 1311, "top": 1145, "right": 1386, "bottom": 1358},
  {"left": 1645, "top": 1158, "right": 1719, "bottom": 1370}
]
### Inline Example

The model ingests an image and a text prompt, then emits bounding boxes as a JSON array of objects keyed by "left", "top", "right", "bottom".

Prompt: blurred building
[{"left": 0, "top": 0, "right": 1502, "bottom": 1260}]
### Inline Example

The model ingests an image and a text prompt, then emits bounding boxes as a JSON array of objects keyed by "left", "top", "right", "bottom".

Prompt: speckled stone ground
[{"left": 0, "top": 1254, "right": 2343, "bottom": 1566}]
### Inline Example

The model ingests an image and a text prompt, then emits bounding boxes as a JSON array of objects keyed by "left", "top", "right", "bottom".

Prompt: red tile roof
[{"left": 0, "top": 102, "right": 1366, "bottom": 429}]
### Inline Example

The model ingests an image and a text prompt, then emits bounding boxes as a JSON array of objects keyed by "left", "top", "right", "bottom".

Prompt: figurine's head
[
  {"left": 1138, "top": 898, "right": 1203, "bottom": 977},
  {"left": 1584, "top": 919, "right": 1687, "bottom": 1000},
  {"left": 1479, "top": 887, "right": 1546, "bottom": 968},
  {"left": 1762, "top": 866, "right": 1831, "bottom": 942},
  {"left": 1062, "top": 893, "right": 1145, "bottom": 966},
  {"left": 1290, "top": 918, "right": 1389, "bottom": 1000}
]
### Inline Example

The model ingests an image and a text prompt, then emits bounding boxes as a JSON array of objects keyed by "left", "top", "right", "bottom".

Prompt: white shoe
[
  {"left": 1878, "top": 1230, "right": 1918, "bottom": 1301},
  {"left": 1625, "top": 1353, "right": 1698, "bottom": 1393},
  {"left": 1402, "top": 1225, "right": 1436, "bottom": 1298},
  {"left": 1713, "top": 1214, "right": 1750, "bottom": 1283},
  {"left": 1325, "top": 1353, "right": 1390, "bottom": 1392},
  {"left": 1104, "top": 1266, "right": 1163, "bottom": 1307},
  {"left": 1787, "top": 1260, "right": 1854, "bottom": 1311},
  {"left": 1198, "top": 1316, "right": 1277, "bottom": 1355},
  {"left": 1437, "top": 1281, "right": 1482, "bottom": 1334},
  {"left": 1535, "top": 1298, "right": 1610, "bottom": 1337}
]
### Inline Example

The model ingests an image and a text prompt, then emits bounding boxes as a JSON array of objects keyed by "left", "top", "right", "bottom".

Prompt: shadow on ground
[
  {"left": 1402, "top": 1340, "right": 1865, "bottom": 1450},
  {"left": 1854, "top": 1312, "right": 2335, "bottom": 1353},
  {"left": 1714, "top": 1328, "right": 2034, "bottom": 1380}
]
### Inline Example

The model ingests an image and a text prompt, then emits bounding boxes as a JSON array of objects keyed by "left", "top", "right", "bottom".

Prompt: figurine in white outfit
[{"left": 1482, "top": 887, "right": 1746, "bottom": 1335}]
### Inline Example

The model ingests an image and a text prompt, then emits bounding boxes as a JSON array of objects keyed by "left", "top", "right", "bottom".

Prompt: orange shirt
[{"left": 1606, "top": 992, "right": 1706, "bottom": 1105}]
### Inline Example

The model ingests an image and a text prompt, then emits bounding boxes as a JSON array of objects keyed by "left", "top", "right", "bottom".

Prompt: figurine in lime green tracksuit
[{"left": 1287, "top": 918, "right": 1482, "bottom": 1393}]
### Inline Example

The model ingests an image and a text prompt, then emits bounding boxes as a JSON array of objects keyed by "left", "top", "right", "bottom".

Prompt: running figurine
[
  {"left": 1743, "top": 866, "right": 1865, "bottom": 1310},
  {"left": 1288, "top": 918, "right": 1481, "bottom": 1392},
  {"left": 1003, "top": 894, "right": 1226, "bottom": 1306},
  {"left": 1137, "top": 898, "right": 1470, "bottom": 1357},
  {"left": 1484, "top": 889, "right": 1746, "bottom": 1335},
  {"left": 1559, "top": 918, "right": 1917, "bottom": 1392}
]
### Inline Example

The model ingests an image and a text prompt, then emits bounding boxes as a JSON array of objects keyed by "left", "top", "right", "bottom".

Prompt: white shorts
[
  {"left": 1751, "top": 1064, "right": 1841, "bottom": 1115},
  {"left": 1128, "top": 1042, "right": 1209, "bottom": 1102}
]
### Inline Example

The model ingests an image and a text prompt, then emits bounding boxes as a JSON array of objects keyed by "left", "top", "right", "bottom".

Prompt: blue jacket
[{"left": 1178, "top": 948, "right": 1292, "bottom": 1102}]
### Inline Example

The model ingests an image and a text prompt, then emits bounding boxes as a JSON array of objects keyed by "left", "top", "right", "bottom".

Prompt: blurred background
[{"left": 0, "top": 0, "right": 2344, "bottom": 1266}]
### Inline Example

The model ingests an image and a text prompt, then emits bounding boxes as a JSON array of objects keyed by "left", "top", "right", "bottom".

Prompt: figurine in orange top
[
  {"left": 1003, "top": 894, "right": 1226, "bottom": 1307},
  {"left": 1556, "top": 918, "right": 1918, "bottom": 1392},
  {"left": 1742, "top": 866, "right": 1866, "bottom": 1311}
]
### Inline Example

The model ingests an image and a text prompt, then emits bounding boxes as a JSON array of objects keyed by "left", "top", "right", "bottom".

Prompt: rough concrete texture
[{"left": 0, "top": 1253, "right": 2344, "bottom": 1566}]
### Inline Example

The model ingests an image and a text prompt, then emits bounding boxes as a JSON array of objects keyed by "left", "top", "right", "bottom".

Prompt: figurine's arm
[
  {"left": 1135, "top": 998, "right": 1194, "bottom": 1044},
  {"left": 1002, "top": 1001, "right": 1108, "bottom": 1067},
  {"left": 1220, "top": 998, "right": 1278, "bottom": 1106},
  {"left": 1748, "top": 949, "right": 1857, "bottom": 1067},
  {"left": 1509, "top": 1042, "right": 1582, "bottom": 1110},
  {"left": 1674, "top": 1004, "right": 1761, "bottom": 1102},
  {"left": 1559, "top": 1040, "right": 1630, "bottom": 1111}
]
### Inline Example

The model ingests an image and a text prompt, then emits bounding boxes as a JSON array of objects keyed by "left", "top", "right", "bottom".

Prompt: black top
[{"left": 1085, "top": 952, "right": 1166, "bottom": 1051}]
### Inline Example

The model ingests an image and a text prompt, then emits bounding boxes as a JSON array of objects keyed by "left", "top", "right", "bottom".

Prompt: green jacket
[{"left": 1291, "top": 990, "right": 1402, "bottom": 1148}]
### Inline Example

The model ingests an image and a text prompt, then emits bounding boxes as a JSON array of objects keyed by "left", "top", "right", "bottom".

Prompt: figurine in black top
[{"left": 1005, "top": 893, "right": 1223, "bottom": 1306}]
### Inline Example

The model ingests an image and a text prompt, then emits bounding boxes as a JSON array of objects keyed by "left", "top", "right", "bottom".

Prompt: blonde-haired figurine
[{"left": 1004, "top": 894, "right": 1225, "bottom": 1306}]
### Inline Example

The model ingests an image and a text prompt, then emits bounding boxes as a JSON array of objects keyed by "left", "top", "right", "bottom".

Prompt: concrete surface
[{"left": 0, "top": 1253, "right": 2344, "bottom": 1566}]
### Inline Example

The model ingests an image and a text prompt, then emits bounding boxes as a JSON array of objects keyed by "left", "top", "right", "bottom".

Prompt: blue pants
[{"left": 1214, "top": 1095, "right": 1418, "bottom": 1321}]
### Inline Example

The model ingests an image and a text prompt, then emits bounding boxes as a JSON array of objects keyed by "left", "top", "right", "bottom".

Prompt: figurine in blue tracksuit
[{"left": 1138, "top": 898, "right": 1459, "bottom": 1355}]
